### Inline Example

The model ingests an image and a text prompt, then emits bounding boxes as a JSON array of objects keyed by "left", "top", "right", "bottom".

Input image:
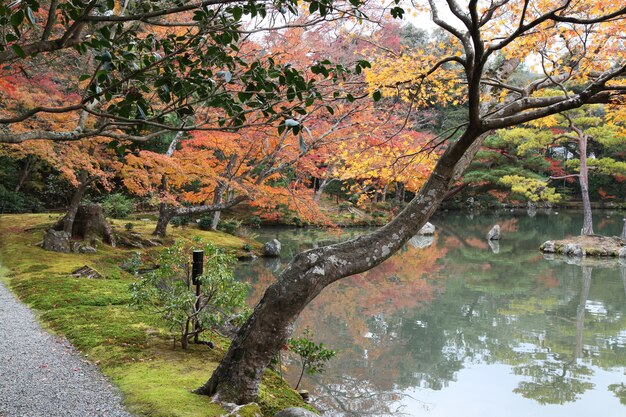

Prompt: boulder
[
  {"left": 486, "top": 225, "right": 501, "bottom": 241},
  {"left": 542, "top": 241, "right": 556, "bottom": 253},
  {"left": 263, "top": 239, "right": 282, "bottom": 257},
  {"left": 417, "top": 222, "right": 435, "bottom": 235},
  {"left": 72, "top": 242, "right": 97, "bottom": 253},
  {"left": 274, "top": 408, "right": 318, "bottom": 417},
  {"left": 488, "top": 239, "right": 500, "bottom": 254},
  {"left": 71, "top": 265, "right": 102, "bottom": 279},
  {"left": 407, "top": 235, "right": 434, "bottom": 249},
  {"left": 619, "top": 247, "right": 626, "bottom": 258},
  {"left": 224, "top": 403, "right": 262, "bottom": 417},
  {"left": 42, "top": 229, "right": 71, "bottom": 253},
  {"left": 563, "top": 243, "right": 584, "bottom": 257}
]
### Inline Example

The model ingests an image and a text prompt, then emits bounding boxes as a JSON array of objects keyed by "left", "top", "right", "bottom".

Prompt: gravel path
[{"left": 0, "top": 280, "right": 134, "bottom": 417}]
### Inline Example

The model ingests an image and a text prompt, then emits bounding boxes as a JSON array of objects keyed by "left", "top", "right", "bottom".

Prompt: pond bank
[{"left": 0, "top": 214, "right": 309, "bottom": 417}]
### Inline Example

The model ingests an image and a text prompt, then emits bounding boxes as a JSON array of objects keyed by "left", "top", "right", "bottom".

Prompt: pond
[{"left": 235, "top": 210, "right": 626, "bottom": 417}]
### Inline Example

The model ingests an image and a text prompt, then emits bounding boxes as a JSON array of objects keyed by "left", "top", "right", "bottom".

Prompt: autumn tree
[
  {"left": 194, "top": 0, "right": 626, "bottom": 404},
  {"left": 0, "top": 70, "right": 122, "bottom": 237},
  {"left": 0, "top": 0, "right": 379, "bottom": 145},
  {"left": 121, "top": 18, "right": 413, "bottom": 235}
]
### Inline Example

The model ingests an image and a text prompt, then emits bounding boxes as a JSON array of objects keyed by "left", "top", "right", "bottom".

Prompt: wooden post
[{"left": 192, "top": 250, "right": 203, "bottom": 344}]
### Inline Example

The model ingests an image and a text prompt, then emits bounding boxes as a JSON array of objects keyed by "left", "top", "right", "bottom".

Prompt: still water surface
[{"left": 236, "top": 210, "right": 626, "bottom": 417}]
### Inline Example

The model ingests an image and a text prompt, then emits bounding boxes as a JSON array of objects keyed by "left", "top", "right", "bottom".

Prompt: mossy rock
[
  {"left": 540, "top": 235, "right": 625, "bottom": 257},
  {"left": 228, "top": 403, "right": 263, "bottom": 417}
]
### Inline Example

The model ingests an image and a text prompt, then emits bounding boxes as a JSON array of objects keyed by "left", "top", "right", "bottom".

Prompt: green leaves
[
  {"left": 130, "top": 238, "right": 248, "bottom": 349},
  {"left": 0, "top": 0, "right": 378, "bottom": 138},
  {"left": 390, "top": 6, "right": 405, "bottom": 19},
  {"left": 10, "top": 44, "right": 25, "bottom": 58},
  {"left": 288, "top": 328, "right": 337, "bottom": 389}
]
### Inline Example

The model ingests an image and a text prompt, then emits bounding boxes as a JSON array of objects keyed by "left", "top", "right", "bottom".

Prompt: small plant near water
[
  {"left": 217, "top": 218, "right": 242, "bottom": 235},
  {"left": 249, "top": 215, "right": 262, "bottom": 228},
  {"left": 288, "top": 328, "right": 337, "bottom": 390},
  {"left": 130, "top": 238, "right": 248, "bottom": 349}
]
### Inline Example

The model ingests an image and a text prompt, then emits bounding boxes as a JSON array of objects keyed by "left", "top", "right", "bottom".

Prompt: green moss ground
[{"left": 0, "top": 213, "right": 306, "bottom": 417}]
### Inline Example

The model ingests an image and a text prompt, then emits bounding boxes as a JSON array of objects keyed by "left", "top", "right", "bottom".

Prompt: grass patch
[
  {"left": 259, "top": 369, "right": 318, "bottom": 416},
  {"left": 0, "top": 213, "right": 306, "bottom": 416},
  {"left": 108, "top": 353, "right": 223, "bottom": 417},
  {"left": 13, "top": 274, "right": 131, "bottom": 309}
]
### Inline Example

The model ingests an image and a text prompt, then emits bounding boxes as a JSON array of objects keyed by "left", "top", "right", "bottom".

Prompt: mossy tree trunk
[
  {"left": 153, "top": 196, "right": 248, "bottom": 237},
  {"left": 209, "top": 185, "right": 224, "bottom": 231},
  {"left": 62, "top": 171, "right": 91, "bottom": 234},
  {"left": 154, "top": 203, "right": 177, "bottom": 237},
  {"left": 55, "top": 203, "right": 115, "bottom": 246}
]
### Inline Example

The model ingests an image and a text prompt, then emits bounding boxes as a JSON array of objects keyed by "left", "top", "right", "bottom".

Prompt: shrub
[
  {"left": 288, "top": 328, "right": 336, "bottom": 390},
  {"left": 121, "top": 252, "right": 142, "bottom": 275},
  {"left": 0, "top": 188, "right": 43, "bottom": 213},
  {"left": 197, "top": 215, "right": 214, "bottom": 231},
  {"left": 234, "top": 226, "right": 258, "bottom": 240},
  {"left": 249, "top": 215, "right": 262, "bottom": 228},
  {"left": 338, "top": 202, "right": 351, "bottom": 212},
  {"left": 130, "top": 238, "right": 248, "bottom": 349},
  {"left": 102, "top": 193, "right": 135, "bottom": 219},
  {"left": 217, "top": 219, "right": 242, "bottom": 235},
  {"left": 171, "top": 215, "right": 190, "bottom": 227},
  {"left": 124, "top": 222, "right": 134, "bottom": 231}
]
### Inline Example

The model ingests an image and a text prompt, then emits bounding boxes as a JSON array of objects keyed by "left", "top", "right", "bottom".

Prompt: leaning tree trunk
[
  {"left": 14, "top": 156, "right": 33, "bottom": 192},
  {"left": 579, "top": 134, "right": 594, "bottom": 235},
  {"left": 153, "top": 195, "right": 248, "bottom": 237},
  {"left": 61, "top": 171, "right": 90, "bottom": 234},
  {"left": 195, "top": 129, "right": 488, "bottom": 404},
  {"left": 153, "top": 202, "right": 177, "bottom": 237},
  {"left": 209, "top": 185, "right": 225, "bottom": 231}
]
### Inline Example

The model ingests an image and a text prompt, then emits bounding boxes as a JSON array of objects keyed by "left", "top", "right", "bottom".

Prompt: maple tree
[
  {"left": 2, "top": 0, "right": 626, "bottom": 409},
  {"left": 196, "top": 0, "right": 626, "bottom": 404},
  {"left": 0, "top": 0, "right": 381, "bottom": 144},
  {"left": 120, "top": 17, "right": 425, "bottom": 234},
  {"left": 0, "top": 67, "right": 123, "bottom": 234}
]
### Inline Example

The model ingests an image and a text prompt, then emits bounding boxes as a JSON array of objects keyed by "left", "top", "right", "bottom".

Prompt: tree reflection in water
[{"left": 237, "top": 212, "right": 626, "bottom": 416}]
